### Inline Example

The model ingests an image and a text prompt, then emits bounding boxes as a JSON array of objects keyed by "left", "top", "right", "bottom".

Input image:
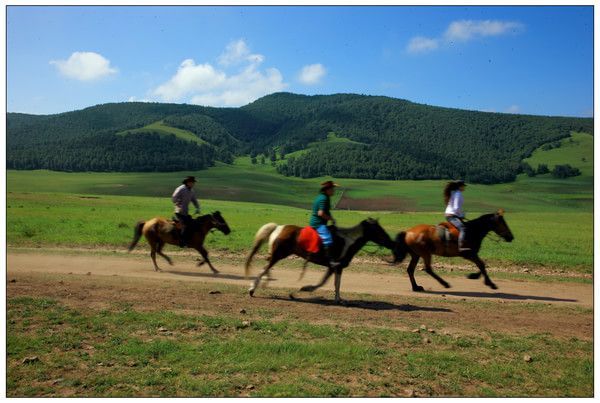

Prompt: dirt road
[{"left": 7, "top": 251, "right": 592, "bottom": 307}]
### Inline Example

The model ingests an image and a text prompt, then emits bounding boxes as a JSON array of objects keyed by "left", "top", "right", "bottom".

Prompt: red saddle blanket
[{"left": 298, "top": 226, "right": 321, "bottom": 254}]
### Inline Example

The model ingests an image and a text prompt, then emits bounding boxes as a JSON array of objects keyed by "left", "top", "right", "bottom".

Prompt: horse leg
[
  {"left": 333, "top": 268, "right": 344, "bottom": 304},
  {"left": 150, "top": 245, "right": 161, "bottom": 272},
  {"left": 295, "top": 267, "right": 334, "bottom": 294},
  {"left": 156, "top": 241, "right": 173, "bottom": 266},
  {"left": 298, "top": 259, "right": 310, "bottom": 281},
  {"left": 407, "top": 254, "right": 423, "bottom": 292},
  {"left": 249, "top": 261, "right": 276, "bottom": 297},
  {"left": 422, "top": 254, "right": 451, "bottom": 288},
  {"left": 196, "top": 246, "right": 218, "bottom": 274},
  {"left": 249, "top": 243, "right": 288, "bottom": 296},
  {"left": 465, "top": 255, "right": 497, "bottom": 290},
  {"left": 461, "top": 254, "right": 481, "bottom": 280}
]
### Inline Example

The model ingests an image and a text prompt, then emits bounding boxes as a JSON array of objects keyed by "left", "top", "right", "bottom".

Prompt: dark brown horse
[
  {"left": 128, "top": 211, "right": 231, "bottom": 272},
  {"left": 245, "top": 218, "right": 395, "bottom": 303},
  {"left": 392, "top": 209, "right": 513, "bottom": 291}
]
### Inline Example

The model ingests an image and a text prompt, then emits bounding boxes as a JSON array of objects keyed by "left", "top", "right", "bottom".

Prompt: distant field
[
  {"left": 6, "top": 148, "right": 593, "bottom": 214},
  {"left": 117, "top": 121, "right": 207, "bottom": 146}
]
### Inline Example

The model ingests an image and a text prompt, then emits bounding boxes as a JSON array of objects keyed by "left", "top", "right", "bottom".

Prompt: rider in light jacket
[
  {"left": 444, "top": 180, "right": 471, "bottom": 251},
  {"left": 172, "top": 176, "right": 200, "bottom": 247}
]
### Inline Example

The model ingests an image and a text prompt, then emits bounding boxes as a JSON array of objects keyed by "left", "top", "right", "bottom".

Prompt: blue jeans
[
  {"left": 316, "top": 225, "right": 333, "bottom": 246},
  {"left": 446, "top": 215, "right": 467, "bottom": 247}
]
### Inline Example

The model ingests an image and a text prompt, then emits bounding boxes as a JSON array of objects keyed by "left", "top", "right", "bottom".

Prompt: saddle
[
  {"left": 171, "top": 216, "right": 184, "bottom": 231},
  {"left": 436, "top": 221, "right": 460, "bottom": 245}
]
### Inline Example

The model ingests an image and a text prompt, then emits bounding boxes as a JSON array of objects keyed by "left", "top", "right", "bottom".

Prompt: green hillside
[
  {"left": 117, "top": 120, "right": 208, "bottom": 146},
  {"left": 7, "top": 93, "right": 593, "bottom": 183},
  {"left": 523, "top": 132, "right": 593, "bottom": 178}
]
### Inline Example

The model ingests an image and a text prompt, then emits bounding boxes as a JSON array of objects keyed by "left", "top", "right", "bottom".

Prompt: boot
[
  {"left": 458, "top": 238, "right": 471, "bottom": 252},
  {"left": 179, "top": 229, "right": 187, "bottom": 248}
]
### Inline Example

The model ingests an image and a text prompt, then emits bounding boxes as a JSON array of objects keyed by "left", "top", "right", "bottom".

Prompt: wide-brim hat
[
  {"left": 182, "top": 176, "right": 197, "bottom": 184},
  {"left": 320, "top": 180, "right": 339, "bottom": 190}
]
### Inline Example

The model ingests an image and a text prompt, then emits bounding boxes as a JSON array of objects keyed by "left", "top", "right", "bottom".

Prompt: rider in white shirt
[
  {"left": 444, "top": 180, "right": 470, "bottom": 251},
  {"left": 172, "top": 176, "right": 200, "bottom": 247}
]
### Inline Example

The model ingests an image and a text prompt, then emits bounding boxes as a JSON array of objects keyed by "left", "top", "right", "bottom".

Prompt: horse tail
[
  {"left": 245, "top": 223, "right": 278, "bottom": 278},
  {"left": 393, "top": 231, "right": 408, "bottom": 264},
  {"left": 128, "top": 220, "right": 145, "bottom": 252}
]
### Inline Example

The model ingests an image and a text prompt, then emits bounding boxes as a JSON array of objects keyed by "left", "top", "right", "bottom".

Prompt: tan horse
[
  {"left": 392, "top": 209, "right": 513, "bottom": 291},
  {"left": 128, "top": 211, "right": 231, "bottom": 272}
]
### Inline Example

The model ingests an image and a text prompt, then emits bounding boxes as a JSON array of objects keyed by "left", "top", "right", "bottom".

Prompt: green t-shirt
[{"left": 309, "top": 192, "right": 331, "bottom": 228}]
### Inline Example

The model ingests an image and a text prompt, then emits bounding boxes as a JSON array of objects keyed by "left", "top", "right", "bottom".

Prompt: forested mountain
[{"left": 7, "top": 93, "right": 593, "bottom": 183}]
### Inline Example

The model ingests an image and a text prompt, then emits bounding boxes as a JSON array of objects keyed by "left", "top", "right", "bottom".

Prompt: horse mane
[{"left": 335, "top": 219, "right": 374, "bottom": 238}]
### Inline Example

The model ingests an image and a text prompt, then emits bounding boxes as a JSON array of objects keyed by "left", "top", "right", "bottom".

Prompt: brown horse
[
  {"left": 128, "top": 211, "right": 231, "bottom": 272},
  {"left": 245, "top": 218, "right": 395, "bottom": 303},
  {"left": 392, "top": 209, "right": 513, "bottom": 291}
]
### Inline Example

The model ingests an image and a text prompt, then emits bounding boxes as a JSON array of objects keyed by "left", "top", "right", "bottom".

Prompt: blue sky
[{"left": 7, "top": 5, "right": 593, "bottom": 117}]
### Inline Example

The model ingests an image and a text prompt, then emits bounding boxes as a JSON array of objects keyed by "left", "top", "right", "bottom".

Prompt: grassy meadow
[{"left": 7, "top": 293, "right": 593, "bottom": 397}]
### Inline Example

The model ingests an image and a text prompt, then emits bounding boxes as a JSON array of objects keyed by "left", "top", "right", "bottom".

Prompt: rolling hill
[{"left": 6, "top": 93, "right": 593, "bottom": 183}]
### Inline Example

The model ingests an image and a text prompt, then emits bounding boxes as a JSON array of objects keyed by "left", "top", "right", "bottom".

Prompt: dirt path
[{"left": 7, "top": 252, "right": 592, "bottom": 307}]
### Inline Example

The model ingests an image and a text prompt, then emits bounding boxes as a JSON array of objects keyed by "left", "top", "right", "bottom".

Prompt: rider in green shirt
[{"left": 310, "top": 180, "right": 341, "bottom": 269}]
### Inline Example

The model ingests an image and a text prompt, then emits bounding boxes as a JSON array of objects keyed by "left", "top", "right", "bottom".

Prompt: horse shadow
[
  {"left": 163, "top": 270, "right": 269, "bottom": 282},
  {"left": 423, "top": 290, "right": 578, "bottom": 303},
  {"left": 271, "top": 295, "right": 453, "bottom": 313}
]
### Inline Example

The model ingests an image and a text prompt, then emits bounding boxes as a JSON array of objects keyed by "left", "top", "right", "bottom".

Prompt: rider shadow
[
  {"left": 163, "top": 270, "right": 271, "bottom": 282},
  {"left": 272, "top": 295, "right": 453, "bottom": 313},
  {"left": 423, "top": 290, "right": 578, "bottom": 303}
]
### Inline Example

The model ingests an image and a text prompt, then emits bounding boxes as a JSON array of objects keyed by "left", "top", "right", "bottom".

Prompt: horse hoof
[
  {"left": 413, "top": 286, "right": 425, "bottom": 292},
  {"left": 443, "top": 282, "right": 451, "bottom": 289},
  {"left": 249, "top": 289, "right": 255, "bottom": 297},
  {"left": 467, "top": 273, "right": 480, "bottom": 280},
  {"left": 487, "top": 283, "right": 498, "bottom": 290},
  {"left": 289, "top": 293, "right": 296, "bottom": 300},
  {"left": 211, "top": 270, "right": 220, "bottom": 275},
  {"left": 300, "top": 286, "right": 314, "bottom": 292}
]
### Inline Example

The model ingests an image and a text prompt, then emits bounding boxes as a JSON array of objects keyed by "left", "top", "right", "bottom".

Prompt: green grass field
[
  {"left": 7, "top": 295, "right": 592, "bottom": 397},
  {"left": 6, "top": 192, "right": 593, "bottom": 271}
]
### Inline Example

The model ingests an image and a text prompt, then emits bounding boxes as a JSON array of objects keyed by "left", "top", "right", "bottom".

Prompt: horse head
[
  {"left": 209, "top": 211, "right": 231, "bottom": 235},
  {"left": 492, "top": 209, "right": 514, "bottom": 242},
  {"left": 362, "top": 217, "right": 395, "bottom": 250}
]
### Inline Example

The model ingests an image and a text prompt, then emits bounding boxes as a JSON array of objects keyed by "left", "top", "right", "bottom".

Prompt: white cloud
[
  {"left": 218, "top": 39, "right": 264, "bottom": 66},
  {"left": 298, "top": 63, "right": 326, "bottom": 85},
  {"left": 153, "top": 59, "right": 227, "bottom": 102},
  {"left": 406, "top": 36, "right": 439, "bottom": 54},
  {"left": 506, "top": 105, "right": 520, "bottom": 114},
  {"left": 407, "top": 19, "right": 524, "bottom": 55},
  {"left": 50, "top": 51, "right": 117, "bottom": 81},
  {"left": 444, "top": 20, "right": 524, "bottom": 42},
  {"left": 152, "top": 40, "right": 287, "bottom": 107}
]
